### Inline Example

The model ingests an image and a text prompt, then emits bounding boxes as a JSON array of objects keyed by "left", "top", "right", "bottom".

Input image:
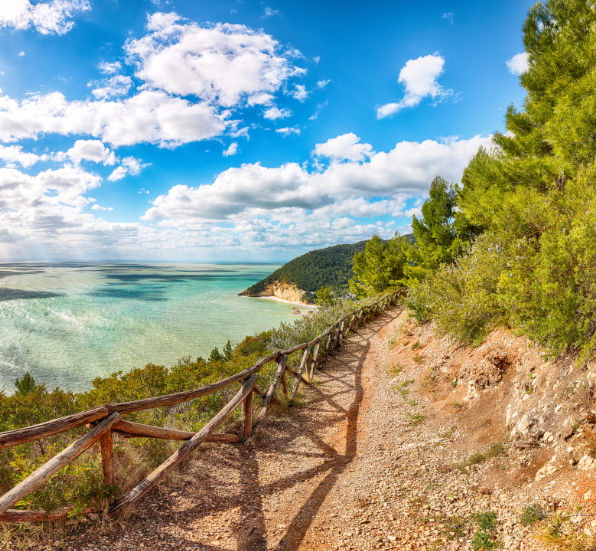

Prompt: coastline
[{"left": 240, "top": 294, "right": 316, "bottom": 308}]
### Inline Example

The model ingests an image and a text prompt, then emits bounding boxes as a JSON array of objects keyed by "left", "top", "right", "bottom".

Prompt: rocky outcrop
[{"left": 239, "top": 281, "right": 311, "bottom": 304}]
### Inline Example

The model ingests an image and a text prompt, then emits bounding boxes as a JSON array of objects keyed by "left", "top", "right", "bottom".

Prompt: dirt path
[
  {"left": 53, "top": 306, "right": 399, "bottom": 551},
  {"left": 54, "top": 306, "right": 551, "bottom": 551}
]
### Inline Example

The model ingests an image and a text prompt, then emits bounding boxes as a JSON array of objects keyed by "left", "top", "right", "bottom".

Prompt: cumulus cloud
[
  {"left": 143, "top": 133, "right": 492, "bottom": 233},
  {"left": 0, "top": 13, "right": 306, "bottom": 149},
  {"left": 276, "top": 127, "right": 300, "bottom": 136},
  {"left": 263, "top": 106, "right": 291, "bottom": 120},
  {"left": 291, "top": 84, "right": 308, "bottom": 102},
  {"left": 377, "top": 54, "right": 452, "bottom": 119},
  {"left": 107, "top": 156, "right": 147, "bottom": 181},
  {"left": 316, "top": 79, "right": 330, "bottom": 89},
  {"left": 91, "top": 204, "right": 113, "bottom": 211},
  {"left": 18, "top": 51, "right": 25, "bottom": 57},
  {"left": 91, "top": 75, "right": 133, "bottom": 99},
  {"left": 223, "top": 142, "right": 238, "bottom": 156},
  {"left": 0, "top": 0, "right": 90, "bottom": 35},
  {"left": 0, "top": 90, "right": 226, "bottom": 147},
  {"left": 0, "top": 145, "right": 47, "bottom": 168},
  {"left": 98, "top": 61, "right": 122, "bottom": 75},
  {"left": 125, "top": 13, "right": 303, "bottom": 108},
  {"left": 314, "top": 133, "right": 373, "bottom": 163},
  {"left": 0, "top": 165, "right": 100, "bottom": 213},
  {"left": 506, "top": 52, "right": 529, "bottom": 75},
  {"left": 64, "top": 140, "right": 117, "bottom": 165}
]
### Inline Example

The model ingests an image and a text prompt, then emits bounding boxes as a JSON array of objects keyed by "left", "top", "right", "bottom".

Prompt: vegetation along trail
[{"left": 25, "top": 304, "right": 396, "bottom": 551}]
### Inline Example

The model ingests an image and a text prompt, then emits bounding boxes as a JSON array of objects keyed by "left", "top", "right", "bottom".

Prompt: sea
[{"left": 0, "top": 263, "right": 309, "bottom": 395}]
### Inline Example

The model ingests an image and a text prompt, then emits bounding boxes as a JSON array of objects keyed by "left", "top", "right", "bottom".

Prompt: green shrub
[
  {"left": 472, "top": 511, "right": 499, "bottom": 551},
  {"left": 520, "top": 504, "right": 545, "bottom": 526}
]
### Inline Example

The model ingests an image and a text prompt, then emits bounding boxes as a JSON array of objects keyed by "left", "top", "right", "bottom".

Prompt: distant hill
[{"left": 239, "top": 236, "right": 413, "bottom": 302}]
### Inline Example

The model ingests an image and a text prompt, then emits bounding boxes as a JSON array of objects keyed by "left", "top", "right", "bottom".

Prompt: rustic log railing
[{"left": 0, "top": 291, "right": 402, "bottom": 523}]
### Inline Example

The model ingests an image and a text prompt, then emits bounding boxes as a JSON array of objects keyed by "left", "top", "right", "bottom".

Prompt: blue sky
[{"left": 0, "top": 0, "right": 533, "bottom": 262}]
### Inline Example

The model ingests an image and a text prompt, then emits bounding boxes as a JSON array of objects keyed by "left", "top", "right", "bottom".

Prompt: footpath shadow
[{"left": 239, "top": 308, "right": 400, "bottom": 551}]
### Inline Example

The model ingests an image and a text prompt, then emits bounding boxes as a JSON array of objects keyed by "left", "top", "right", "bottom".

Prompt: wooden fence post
[
  {"left": 289, "top": 345, "right": 310, "bottom": 405},
  {"left": 334, "top": 321, "right": 343, "bottom": 350},
  {"left": 0, "top": 413, "right": 121, "bottom": 516},
  {"left": 242, "top": 390, "right": 253, "bottom": 441},
  {"left": 324, "top": 327, "right": 335, "bottom": 358},
  {"left": 281, "top": 369, "right": 288, "bottom": 397},
  {"left": 99, "top": 431, "right": 115, "bottom": 486},
  {"left": 309, "top": 340, "right": 321, "bottom": 381}
]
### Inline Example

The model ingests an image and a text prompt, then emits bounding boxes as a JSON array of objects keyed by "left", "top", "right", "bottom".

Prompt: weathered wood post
[
  {"left": 289, "top": 345, "right": 310, "bottom": 405},
  {"left": 100, "top": 430, "right": 115, "bottom": 486},
  {"left": 0, "top": 413, "right": 121, "bottom": 516},
  {"left": 309, "top": 340, "right": 321, "bottom": 380},
  {"left": 242, "top": 389, "right": 253, "bottom": 441},
  {"left": 334, "top": 321, "right": 344, "bottom": 349}
]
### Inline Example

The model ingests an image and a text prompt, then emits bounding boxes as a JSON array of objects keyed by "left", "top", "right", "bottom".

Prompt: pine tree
[
  {"left": 223, "top": 340, "right": 233, "bottom": 362},
  {"left": 402, "top": 176, "right": 460, "bottom": 282},
  {"left": 349, "top": 234, "right": 407, "bottom": 297},
  {"left": 459, "top": 0, "right": 596, "bottom": 238}
]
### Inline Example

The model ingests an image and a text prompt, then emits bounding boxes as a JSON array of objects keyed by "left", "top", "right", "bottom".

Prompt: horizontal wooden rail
[
  {"left": 0, "top": 413, "right": 121, "bottom": 516},
  {"left": 107, "top": 375, "right": 259, "bottom": 520},
  {"left": 0, "top": 406, "right": 110, "bottom": 451},
  {"left": 0, "top": 290, "right": 402, "bottom": 523},
  {"left": 111, "top": 420, "right": 240, "bottom": 443}
]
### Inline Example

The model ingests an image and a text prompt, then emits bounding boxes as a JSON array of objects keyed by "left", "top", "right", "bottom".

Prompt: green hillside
[{"left": 240, "top": 237, "right": 413, "bottom": 300}]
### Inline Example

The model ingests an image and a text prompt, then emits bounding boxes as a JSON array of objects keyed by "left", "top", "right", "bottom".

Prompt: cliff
[{"left": 239, "top": 281, "right": 309, "bottom": 304}]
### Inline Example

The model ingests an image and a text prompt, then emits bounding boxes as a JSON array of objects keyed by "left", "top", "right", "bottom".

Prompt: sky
[{"left": 0, "top": 0, "right": 534, "bottom": 262}]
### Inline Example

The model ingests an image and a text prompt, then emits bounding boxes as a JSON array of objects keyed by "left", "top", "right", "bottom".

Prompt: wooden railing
[{"left": 0, "top": 291, "right": 402, "bottom": 523}]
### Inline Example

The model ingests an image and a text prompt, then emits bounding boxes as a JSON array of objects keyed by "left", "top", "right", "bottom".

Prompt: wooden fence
[{"left": 0, "top": 291, "right": 402, "bottom": 523}]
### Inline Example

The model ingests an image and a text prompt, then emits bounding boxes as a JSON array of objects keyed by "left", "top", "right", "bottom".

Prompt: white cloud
[
  {"left": 314, "top": 133, "right": 373, "bottom": 162},
  {"left": 276, "top": 126, "right": 300, "bottom": 136},
  {"left": 263, "top": 7, "right": 281, "bottom": 18},
  {"left": 313, "top": 56, "right": 320, "bottom": 64},
  {"left": 291, "top": 84, "right": 308, "bottom": 102},
  {"left": 107, "top": 156, "right": 147, "bottom": 181},
  {"left": 442, "top": 12, "right": 454, "bottom": 24},
  {"left": 0, "top": 145, "right": 47, "bottom": 168},
  {"left": 0, "top": 164, "right": 100, "bottom": 212},
  {"left": 223, "top": 142, "right": 238, "bottom": 156},
  {"left": 263, "top": 106, "right": 291, "bottom": 120},
  {"left": 0, "top": 13, "right": 307, "bottom": 149},
  {"left": 377, "top": 54, "right": 452, "bottom": 119},
  {"left": 0, "top": 0, "right": 90, "bottom": 35},
  {"left": 91, "top": 75, "right": 132, "bottom": 99},
  {"left": 64, "top": 140, "right": 117, "bottom": 165},
  {"left": 107, "top": 166, "right": 126, "bottom": 182},
  {"left": 405, "top": 206, "right": 422, "bottom": 218},
  {"left": 247, "top": 93, "right": 274, "bottom": 106},
  {"left": 309, "top": 101, "right": 327, "bottom": 121},
  {"left": 125, "top": 13, "right": 303, "bottom": 108},
  {"left": 316, "top": 79, "right": 330, "bottom": 89},
  {"left": 0, "top": 90, "right": 226, "bottom": 147},
  {"left": 91, "top": 204, "right": 113, "bottom": 211},
  {"left": 98, "top": 61, "right": 122, "bottom": 75},
  {"left": 506, "top": 52, "right": 529, "bottom": 75},
  {"left": 18, "top": 51, "right": 25, "bottom": 57},
  {"left": 143, "top": 133, "right": 492, "bottom": 231}
]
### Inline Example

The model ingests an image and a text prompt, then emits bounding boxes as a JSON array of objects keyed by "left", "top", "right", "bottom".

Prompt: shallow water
[{"left": 0, "top": 263, "right": 308, "bottom": 394}]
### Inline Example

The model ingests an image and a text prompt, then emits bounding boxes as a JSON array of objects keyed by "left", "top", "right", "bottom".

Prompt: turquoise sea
[{"left": 0, "top": 263, "right": 309, "bottom": 395}]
